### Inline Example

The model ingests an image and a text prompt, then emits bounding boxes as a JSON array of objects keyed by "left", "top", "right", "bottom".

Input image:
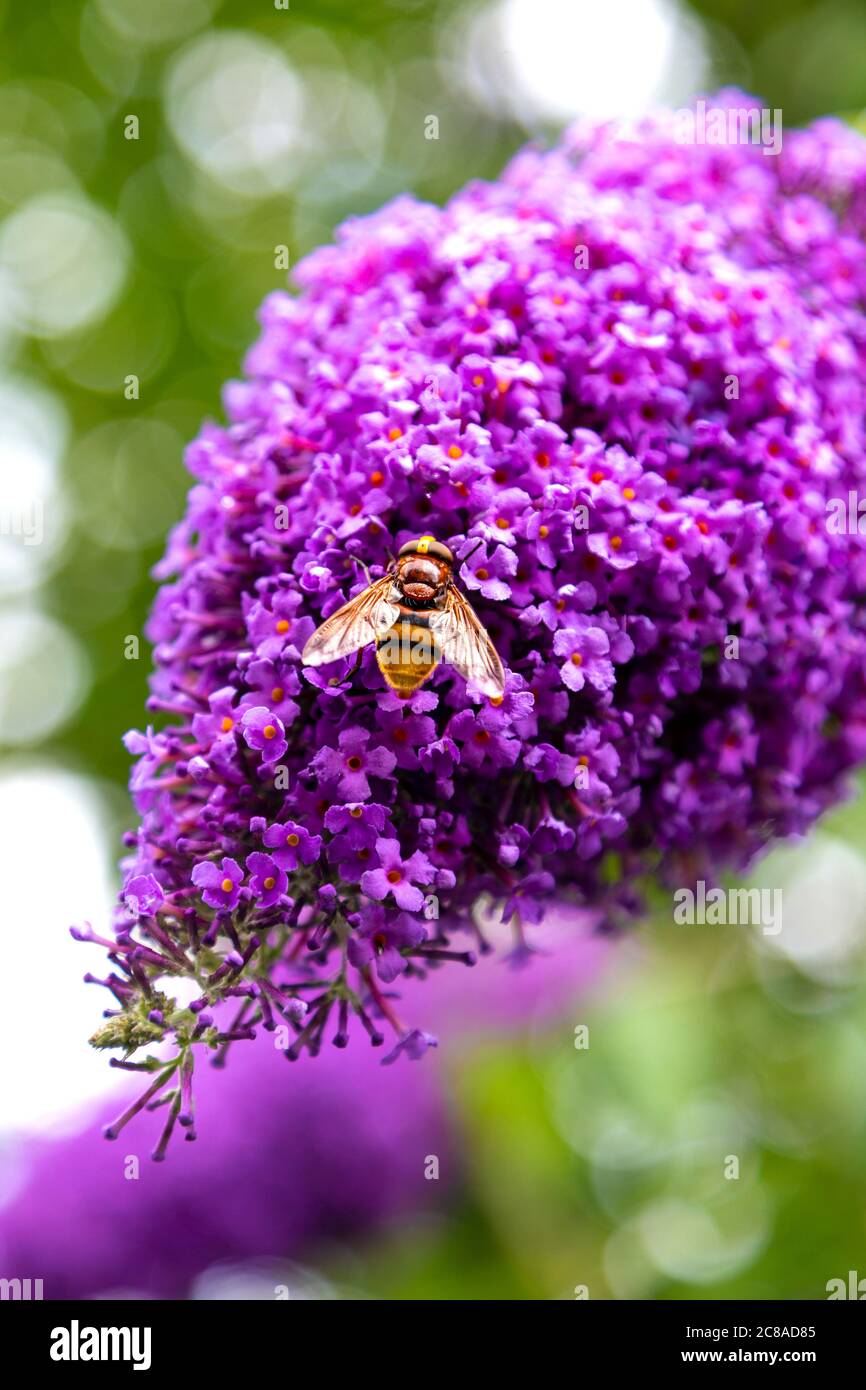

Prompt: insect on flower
[{"left": 302, "top": 535, "right": 506, "bottom": 697}]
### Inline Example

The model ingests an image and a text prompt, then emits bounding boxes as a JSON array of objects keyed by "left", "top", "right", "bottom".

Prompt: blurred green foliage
[
  {"left": 326, "top": 893, "right": 866, "bottom": 1299},
  {"left": 2, "top": 0, "right": 865, "bottom": 1300}
]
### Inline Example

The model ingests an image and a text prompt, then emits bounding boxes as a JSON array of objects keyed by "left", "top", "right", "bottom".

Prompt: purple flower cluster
[{"left": 78, "top": 96, "right": 866, "bottom": 1148}]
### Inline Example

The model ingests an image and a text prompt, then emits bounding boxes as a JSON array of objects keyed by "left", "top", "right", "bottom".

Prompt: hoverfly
[{"left": 301, "top": 535, "right": 505, "bottom": 698}]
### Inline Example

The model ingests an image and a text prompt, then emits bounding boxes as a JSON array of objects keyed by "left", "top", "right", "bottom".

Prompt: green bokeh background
[{"left": 2, "top": 0, "right": 865, "bottom": 1298}]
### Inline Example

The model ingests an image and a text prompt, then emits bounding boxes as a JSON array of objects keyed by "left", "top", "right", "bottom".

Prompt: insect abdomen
[{"left": 376, "top": 618, "right": 441, "bottom": 693}]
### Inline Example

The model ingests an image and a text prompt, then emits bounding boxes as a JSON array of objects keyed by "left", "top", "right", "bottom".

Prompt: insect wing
[
  {"left": 302, "top": 577, "right": 398, "bottom": 666},
  {"left": 430, "top": 585, "right": 505, "bottom": 697}
]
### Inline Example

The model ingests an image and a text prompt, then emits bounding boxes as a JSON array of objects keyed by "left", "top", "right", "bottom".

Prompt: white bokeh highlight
[
  {"left": 0, "top": 610, "right": 89, "bottom": 745},
  {"left": 0, "top": 192, "right": 129, "bottom": 339},
  {"left": 0, "top": 767, "right": 122, "bottom": 1134},
  {"left": 165, "top": 32, "right": 304, "bottom": 197},
  {"left": 453, "top": 0, "right": 708, "bottom": 123},
  {"left": 0, "top": 376, "right": 69, "bottom": 594}
]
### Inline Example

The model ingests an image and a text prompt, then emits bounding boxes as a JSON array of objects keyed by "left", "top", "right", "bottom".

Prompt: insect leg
[
  {"left": 350, "top": 555, "right": 373, "bottom": 586},
  {"left": 459, "top": 536, "right": 484, "bottom": 564},
  {"left": 328, "top": 649, "right": 364, "bottom": 685}
]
